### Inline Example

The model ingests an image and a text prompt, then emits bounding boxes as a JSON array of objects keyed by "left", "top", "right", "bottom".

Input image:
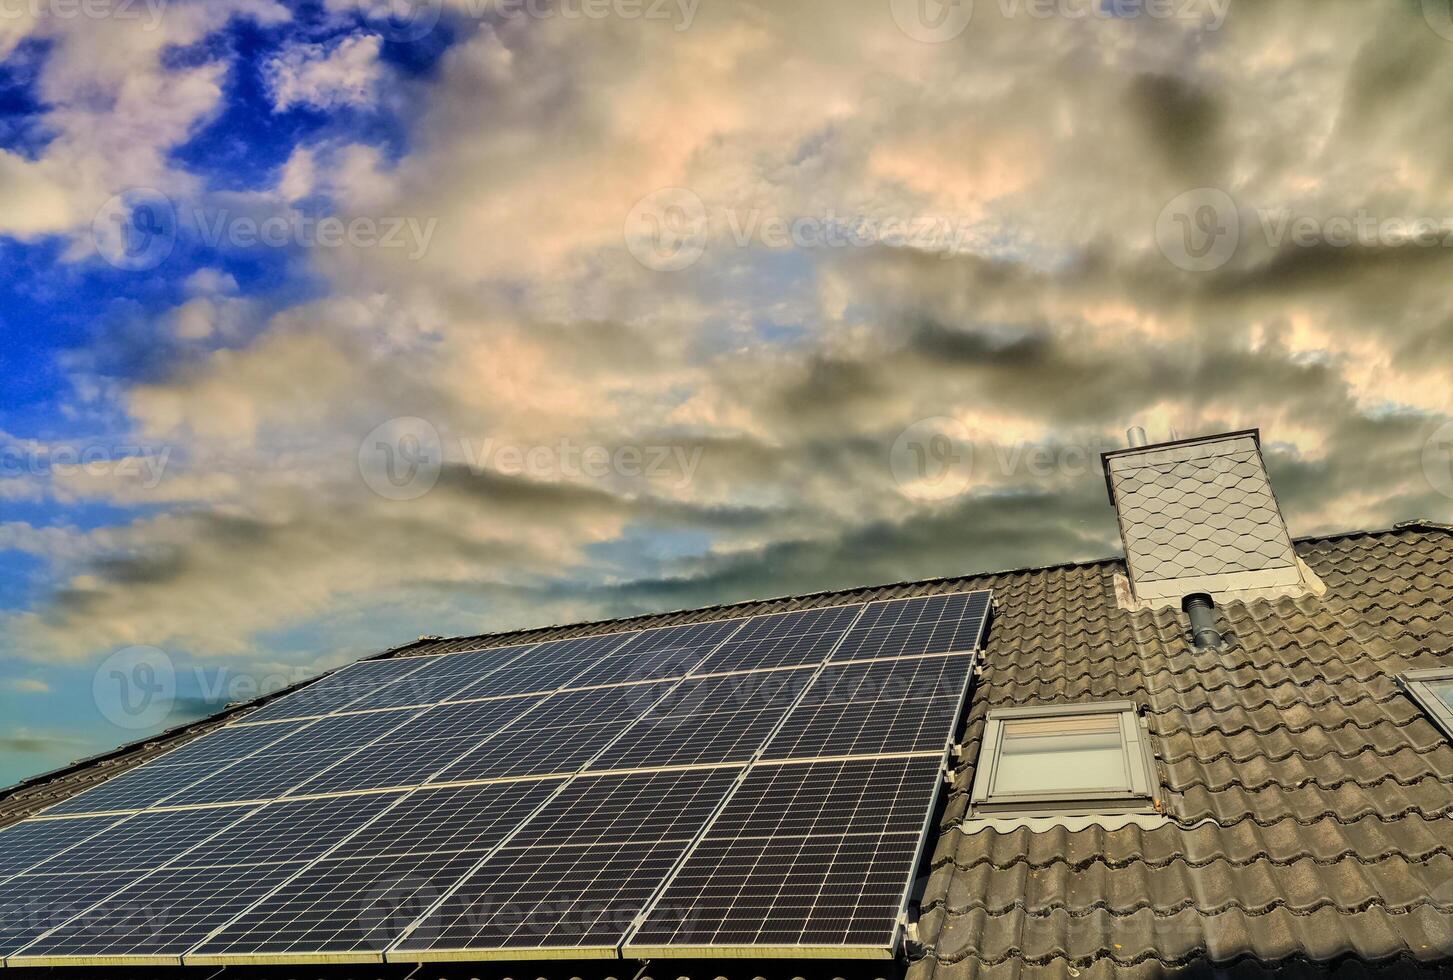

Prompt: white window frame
[
  {"left": 1399, "top": 669, "right": 1453, "bottom": 738},
  {"left": 969, "top": 700, "right": 1159, "bottom": 816}
]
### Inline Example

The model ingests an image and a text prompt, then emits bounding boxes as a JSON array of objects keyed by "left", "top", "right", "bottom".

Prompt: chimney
[{"left": 1100, "top": 429, "right": 1309, "bottom": 608}]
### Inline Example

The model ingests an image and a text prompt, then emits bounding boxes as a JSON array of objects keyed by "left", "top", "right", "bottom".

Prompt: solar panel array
[{"left": 0, "top": 589, "right": 990, "bottom": 966}]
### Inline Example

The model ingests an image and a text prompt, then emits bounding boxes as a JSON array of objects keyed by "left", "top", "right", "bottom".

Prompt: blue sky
[{"left": 3, "top": 0, "right": 1453, "bottom": 786}]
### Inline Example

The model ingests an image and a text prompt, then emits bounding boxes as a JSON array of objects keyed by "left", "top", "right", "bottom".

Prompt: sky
[{"left": 2, "top": 0, "right": 1453, "bottom": 786}]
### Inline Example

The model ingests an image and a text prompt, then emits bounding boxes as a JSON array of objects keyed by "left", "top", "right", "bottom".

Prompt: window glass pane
[
  {"left": 993, "top": 714, "right": 1130, "bottom": 796},
  {"left": 1429, "top": 680, "right": 1453, "bottom": 713}
]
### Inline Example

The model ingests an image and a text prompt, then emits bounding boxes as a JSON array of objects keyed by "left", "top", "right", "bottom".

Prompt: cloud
[
  {"left": 4, "top": 678, "right": 51, "bottom": 694},
  {"left": 3, "top": 0, "right": 1453, "bottom": 684},
  {"left": 266, "top": 34, "right": 384, "bottom": 112}
]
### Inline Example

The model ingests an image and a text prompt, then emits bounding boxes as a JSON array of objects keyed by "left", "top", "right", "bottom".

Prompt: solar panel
[
  {"left": 240, "top": 657, "right": 437, "bottom": 724},
  {"left": 188, "top": 853, "right": 483, "bottom": 962},
  {"left": 394, "top": 840, "right": 688, "bottom": 959},
  {"left": 291, "top": 737, "right": 481, "bottom": 796},
  {"left": 3, "top": 589, "right": 991, "bottom": 966},
  {"left": 150, "top": 720, "right": 309, "bottom": 767},
  {"left": 761, "top": 655, "right": 974, "bottom": 759},
  {"left": 692, "top": 605, "right": 865, "bottom": 674},
  {"left": 507, "top": 768, "right": 741, "bottom": 848},
  {"left": 625, "top": 835, "right": 919, "bottom": 955},
  {"left": 428, "top": 722, "right": 609, "bottom": 783},
  {"left": 364, "top": 646, "right": 535, "bottom": 709},
  {"left": 196, "top": 794, "right": 405, "bottom": 866},
  {"left": 10, "top": 862, "right": 306, "bottom": 965},
  {"left": 830, "top": 591, "right": 990, "bottom": 662},
  {"left": 566, "top": 620, "right": 747, "bottom": 688},
  {"left": 265, "top": 708, "right": 422, "bottom": 751},
  {"left": 26, "top": 806, "right": 252, "bottom": 873},
  {"left": 163, "top": 749, "right": 358, "bottom": 807},
  {"left": 0, "top": 815, "right": 122, "bottom": 881},
  {"left": 707, "top": 757, "right": 943, "bottom": 840},
  {"left": 624, "top": 757, "right": 944, "bottom": 958},
  {"left": 328, "top": 782, "right": 557, "bottom": 860},
  {"left": 44, "top": 761, "right": 218, "bottom": 815},
  {"left": 0, "top": 872, "right": 148, "bottom": 958}
]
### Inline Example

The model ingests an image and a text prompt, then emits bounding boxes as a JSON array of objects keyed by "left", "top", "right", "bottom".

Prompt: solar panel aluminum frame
[
  {"left": 619, "top": 590, "right": 989, "bottom": 961},
  {"left": 621, "top": 658, "right": 979, "bottom": 961}
]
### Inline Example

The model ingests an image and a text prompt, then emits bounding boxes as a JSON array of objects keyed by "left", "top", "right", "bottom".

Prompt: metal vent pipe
[{"left": 1182, "top": 593, "right": 1222, "bottom": 649}]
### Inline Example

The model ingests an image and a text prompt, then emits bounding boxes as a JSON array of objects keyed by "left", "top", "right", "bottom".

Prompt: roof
[{"left": 4, "top": 520, "right": 1453, "bottom": 979}]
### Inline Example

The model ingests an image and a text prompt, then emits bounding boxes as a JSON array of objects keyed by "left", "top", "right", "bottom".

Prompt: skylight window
[
  {"left": 969, "top": 701, "right": 1158, "bottom": 816},
  {"left": 1399, "top": 669, "right": 1453, "bottom": 738}
]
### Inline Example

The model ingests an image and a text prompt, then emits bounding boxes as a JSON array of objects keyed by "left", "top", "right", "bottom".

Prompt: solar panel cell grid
[
  {"left": 190, "top": 853, "right": 483, "bottom": 959},
  {"left": 0, "top": 872, "right": 148, "bottom": 957},
  {"left": 429, "top": 724, "right": 609, "bottom": 783},
  {"left": 0, "top": 816, "right": 121, "bottom": 881},
  {"left": 761, "top": 656, "right": 973, "bottom": 760},
  {"left": 394, "top": 840, "right": 690, "bottom": 955},
  {"left": 692, "top": 605, "right": 864, "bottom": 675},
  {"left": 508, "top": 768, "right": 741, "bottom": 848},
  {"left": 803, "top": 654, "right": 974, "bottom": 706},
  {"left": 384, "top": 695, "right": 541, "bottom": 743},
  {"left": 152, "top": 720, "right": 309, "bottom": 768},
  {"left": 830, "top": 591, "right": 990, "bottom": 662},
  {"left": 523, "top": 682, "right": 672, "bottom": 730},
  {"left": 627, "top": 835, "right": 920, "bottom": 951},
  {"left": 239, "top": 659, "right": 434, "bottom": 723},
  {"left": 761, "top": 698, "right": 962, "bottom": 759},
  {"left": 506, "top": 633, "right": 635, "bottom": 665},
  {"left": 288, "top": 737, "right": 482, "bottom": 796},
  {"left": 164, "top": 748, "right": 358, "bottom": 807},
  {"left": 11, "top": 862, "right": 305, "bottom": 962},
  {"left": 196, "top": 794, "right": 405, "bottom": 866},
  {"left": 452, "top": 659, "right": 594, "bottom": 700},
  {"left": 44, "top": 761, "right": 218, "bottom": 815},
  {"left": 589, "top": 703, "right": 788, "bottom": 772},
  {"left": 707, "top": 758, "right": 943, "bottom": 840},
  {"left": 28, "top": 805, "right": 252, "bottom": 873},
  {"left": 265, "top": 708, "right": 422, "bottom": 753},
  {"left": 364, "top": 646, "right": 534, "bottom": 709},
  {"left": 330, "top": 781, "right": 557, "bottom": 860}
]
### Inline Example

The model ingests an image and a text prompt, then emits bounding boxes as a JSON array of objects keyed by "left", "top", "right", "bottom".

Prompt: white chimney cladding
[{"left": 1101, "top": 429, "right": 1308, "bottom": 607}]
